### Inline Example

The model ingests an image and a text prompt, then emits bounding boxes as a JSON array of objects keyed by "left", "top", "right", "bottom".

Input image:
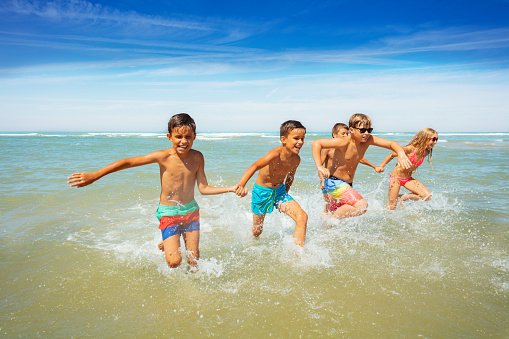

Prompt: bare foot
[{"left": 158, "top": 240, "right": 164, "bottom": 251}]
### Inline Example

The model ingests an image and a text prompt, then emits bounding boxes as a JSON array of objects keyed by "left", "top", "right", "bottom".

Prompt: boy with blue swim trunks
[
  {"left": 235, "top": 121, "right": 308, "bottom": 247},
  {"left": 68, "top": 113, "right": 241, "bottom": 269}
]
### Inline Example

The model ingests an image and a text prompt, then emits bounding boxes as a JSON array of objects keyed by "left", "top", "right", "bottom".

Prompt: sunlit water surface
[{"left": 1, "top": 132, "right": 508, "bottom": 337}]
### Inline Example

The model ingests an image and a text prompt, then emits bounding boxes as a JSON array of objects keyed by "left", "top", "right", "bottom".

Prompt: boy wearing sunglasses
[{"left": 311, "top": 113, "right": 412, "bottom": 220}]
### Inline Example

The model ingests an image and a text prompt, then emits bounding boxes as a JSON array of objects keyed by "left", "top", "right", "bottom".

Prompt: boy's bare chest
[
  {"left": 342, "top": 144, "right": 367, "bottom": 162},
  {"left": 267, "top": 158, "right": 296, "bottom": 175},
  {"left": 162, "top": 157, "right": 198, "bottom": 179}
]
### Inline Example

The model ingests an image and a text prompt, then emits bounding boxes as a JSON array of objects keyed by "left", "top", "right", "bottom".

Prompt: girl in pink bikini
[{"left": 380, "top": 128, "right": 438, "bottom": 209}]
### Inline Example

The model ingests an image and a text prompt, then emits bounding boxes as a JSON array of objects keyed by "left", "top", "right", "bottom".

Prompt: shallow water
[{"left": 1, "top": 131, "right": 508, "bottom": 337}]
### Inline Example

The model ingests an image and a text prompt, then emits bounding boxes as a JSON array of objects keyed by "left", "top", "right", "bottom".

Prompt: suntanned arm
[
  {"left": 371, "top": 136, "right": 412, "bottom": 170},
  {"left": 312, "top": 138, "right": 348, "bottom": 178},
  {"left": 236, "top": 149, "right": 278, "bottom": 188},
  {"left": 379, "top": 152, "right": 397, "bottom": 168},
  {"left": 317, "top": 150, "right": 329, "bottom": 187},
  {"left": 196, "top": 153, "right": 238, "bottom": 195},
  {"left": 360, "top": 158, "right": 384, "bottom": 173},
  {"left": 67, "top": 151, "right": 162, "bottom": 188}
]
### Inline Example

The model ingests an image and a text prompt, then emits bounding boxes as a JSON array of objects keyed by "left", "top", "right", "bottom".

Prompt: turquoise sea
[{"left": 1, "top": 131, "right": 508, "bottom": 337}]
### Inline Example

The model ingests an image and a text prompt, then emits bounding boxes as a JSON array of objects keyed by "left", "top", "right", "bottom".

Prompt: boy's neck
[{"left": 280, "top": 145, "right": 297, "bottom": 158}]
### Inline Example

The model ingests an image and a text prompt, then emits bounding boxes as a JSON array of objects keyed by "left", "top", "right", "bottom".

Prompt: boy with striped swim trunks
[
  {"left": 318, "top": 123, "right": 384, "bottom": 213},
  {"left": 312, "top": 113, "right": 412, "bottom": 221},
  {"left": 68, "top": 113, "right": 241, "bottom": 269},
  {"left": 235, "top": 121, "right": 308, "bottom": 247}
]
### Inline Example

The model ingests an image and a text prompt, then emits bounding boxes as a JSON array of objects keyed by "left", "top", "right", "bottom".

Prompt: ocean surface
[{"left": 1, "top": 131, "right": 508, "bottom": 337}]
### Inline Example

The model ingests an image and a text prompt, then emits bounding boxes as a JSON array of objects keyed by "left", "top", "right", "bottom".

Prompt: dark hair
[
  {"left": 332, "top": 123, "right": 348, "bottom": 136},
  {"left": 168, "top": 113, "right": 196, "bottom": 134},
  {"left": 280, "top": 120, "right": 306, "bottom": 137}
]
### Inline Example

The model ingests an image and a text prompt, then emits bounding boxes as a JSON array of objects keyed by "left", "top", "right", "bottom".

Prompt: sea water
[{"left": 0, "top": 131, "right": 507, "bottom": 337}]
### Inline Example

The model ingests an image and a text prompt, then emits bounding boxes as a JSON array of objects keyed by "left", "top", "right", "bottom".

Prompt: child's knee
[
  {"left": 356, "top": 199, "right": 368, "bottom": 213},
  {"left": 166, "top": 252, "right": 182, "bottom": 268}
]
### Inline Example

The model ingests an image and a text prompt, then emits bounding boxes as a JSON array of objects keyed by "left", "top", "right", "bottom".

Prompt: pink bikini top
[{"left": 408, "top": 149, "right": 426, "bottom": 167}]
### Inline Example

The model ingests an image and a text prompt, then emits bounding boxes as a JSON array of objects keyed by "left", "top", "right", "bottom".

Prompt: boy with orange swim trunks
[
  {"left": 312, "top": 113, "right": 412, "bottom": 220},
  {"left": 68, "top": 113, "right": 241, "bottom": 269},
  {"left": 318, "top": 122, "right": 384, "bottom": 212}
]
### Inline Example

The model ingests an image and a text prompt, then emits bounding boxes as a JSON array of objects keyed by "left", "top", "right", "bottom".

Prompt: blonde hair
[
  {"left": 349, "top": 113, "right": 371, "bottom": 128},
  {"left": 407, "top": 127, "right": 437, "bottom": 170}
]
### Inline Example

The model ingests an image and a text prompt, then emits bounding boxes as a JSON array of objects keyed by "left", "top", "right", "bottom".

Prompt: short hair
[
  {"left": 168, "top": 113, "right": 196, "bottom": 134},
  {"left": 332, "top": 123, "right": 348, "bottom": 136},
  {"left": 280, "top": 120, "right": 306, "bottom": 137},
  {"left": 349, "top": 113, "right": 371, "bottom": 129}
]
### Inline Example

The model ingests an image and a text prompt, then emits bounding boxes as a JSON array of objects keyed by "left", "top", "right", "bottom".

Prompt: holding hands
[{"left": 235, "top": 185, "right": 248, "bottom": 197}]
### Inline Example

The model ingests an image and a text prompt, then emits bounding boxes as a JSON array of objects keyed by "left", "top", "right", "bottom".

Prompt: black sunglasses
[
  {"left": 430, "top": 137, "right": 438, "bottom": 142},
  {"left": 352, "top": 126, "right": 373, "bottom": 134}
]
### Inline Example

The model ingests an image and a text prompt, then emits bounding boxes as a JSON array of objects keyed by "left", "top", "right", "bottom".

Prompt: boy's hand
[
  {"left": 235, "top": 185, "right": 248, "bottom": 197},
  {"left": 318, "top": 166, "right": 330, "bottom": 179},
  {"left": 67, "top": 172, "right": 97, "bottom": 187},
  {"left": 397, "top": 153, "right": 412, "bottom": 170},
  {"left": 374, "top": 166, "right": 384, "bottom": 173}
]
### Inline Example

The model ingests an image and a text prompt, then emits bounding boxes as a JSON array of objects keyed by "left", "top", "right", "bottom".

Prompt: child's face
[
  {"left": 333, "top": 128, "right": 348, "bottom": 138},
  {"left": 350, "top": 123, "right": 372, "bottom": 143},
  {"left": 428, "top": 133, "right": 438, "bottom": 148},
  {"left": 281, "top": 128, "right": 305, "bottom": 154},
  {"left": 167, "top": 126, "right": 196, "bottom": 154}
]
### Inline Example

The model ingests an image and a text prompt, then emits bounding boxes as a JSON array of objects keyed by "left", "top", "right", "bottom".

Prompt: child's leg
[
  {"left": 279, "top": 200, "right": 308, "bottom": 246},
  {"left": 387, "top": 177, "right": 402, "bottom": 210},
  {"left": 402, "top": 179, "right": 432, "bottom": 202},
  {"left": 330, "top": 199, "right": 368, "bottom": 220},
  {"left": 163, "top": 234, "right": 182, "bottom": 268},
  {"left": 252, "top": 214, "right": 266, "bottom": 237},
  {"left": 323, "top": 193, "right": 331, "bottom": 213},
  {"left": 182, "top": 230, "right": 200, "bottom": 267}
]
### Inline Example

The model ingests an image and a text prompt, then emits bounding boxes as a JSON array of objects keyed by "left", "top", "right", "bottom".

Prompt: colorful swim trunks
[
  {"left": 251, "top": 183, "right": 294, "bottom": 215},
  {"left": 156, "top": 200, "right": 200, "bottom": 240},
  {"left": 324, "top": 176, "right": 363, "bottom": 211}
]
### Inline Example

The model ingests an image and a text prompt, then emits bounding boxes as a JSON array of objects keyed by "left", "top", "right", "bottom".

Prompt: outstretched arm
[
  {"left": 371, "top": 136, "right": 412, "bottom": 170},
  {"left": 360, "top": 158, "right": 384, "bottom": 173},
  {"left": 67, "top": 151, "right": 161, "bottom": 188},
  {"left": 380, "top": 151, "right": 397, "bottom": 169},
  {"left": 236, "top": 149, "right": 278, "bottom": 189},
  {"left": 196, "top": 153, "right": 238, "bottom": 195}
]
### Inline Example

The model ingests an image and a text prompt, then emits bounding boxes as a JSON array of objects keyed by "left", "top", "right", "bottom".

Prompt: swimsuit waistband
[{"left": 327, "top": 176, "right": 353, "bottom": 186}]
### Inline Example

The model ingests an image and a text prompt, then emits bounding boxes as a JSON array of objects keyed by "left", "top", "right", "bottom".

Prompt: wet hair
[
  {"left": 407, "top": 127, "right": 438, "bottom": 169},
  {"left": 168, "top": 113, "right": 196, "bottom": 134},
  {"left": 332, "top": 123, "right": 348, "bottom": 136},
  {"left": 280, "top": 120, "right": 306, "bottom": 137},
  {"left": 348, "top": 113, "right": 371, "bottom": 129}
]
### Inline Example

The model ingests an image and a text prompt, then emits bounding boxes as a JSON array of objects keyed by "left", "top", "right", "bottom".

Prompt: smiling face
[
  {"left": 167, "top": 126, "right": 196, "bottom": 154},
  {"left": 281, "top": 128, "right": 305, "bottom": 154}
]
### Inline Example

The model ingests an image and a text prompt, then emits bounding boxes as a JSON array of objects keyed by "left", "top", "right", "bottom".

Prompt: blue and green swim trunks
[
  {"left": 156, "top": 200, "right": 200, "bottom": 240},
  {"left": 251, "top": 183, "right": 294, "bottom": 215}
]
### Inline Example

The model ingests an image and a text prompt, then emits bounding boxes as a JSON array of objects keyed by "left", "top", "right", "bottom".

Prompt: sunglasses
[
  {"left": 352, "top": 126, "right": 373, "bottom": 134},
  {"left": 430, "top": 137, "right": 438, "bottom": 142}
]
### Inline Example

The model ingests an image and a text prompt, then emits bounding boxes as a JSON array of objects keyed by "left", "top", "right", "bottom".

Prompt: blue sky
[{"left": 1, "top": 0, "right": 508, "bottom": 132}]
